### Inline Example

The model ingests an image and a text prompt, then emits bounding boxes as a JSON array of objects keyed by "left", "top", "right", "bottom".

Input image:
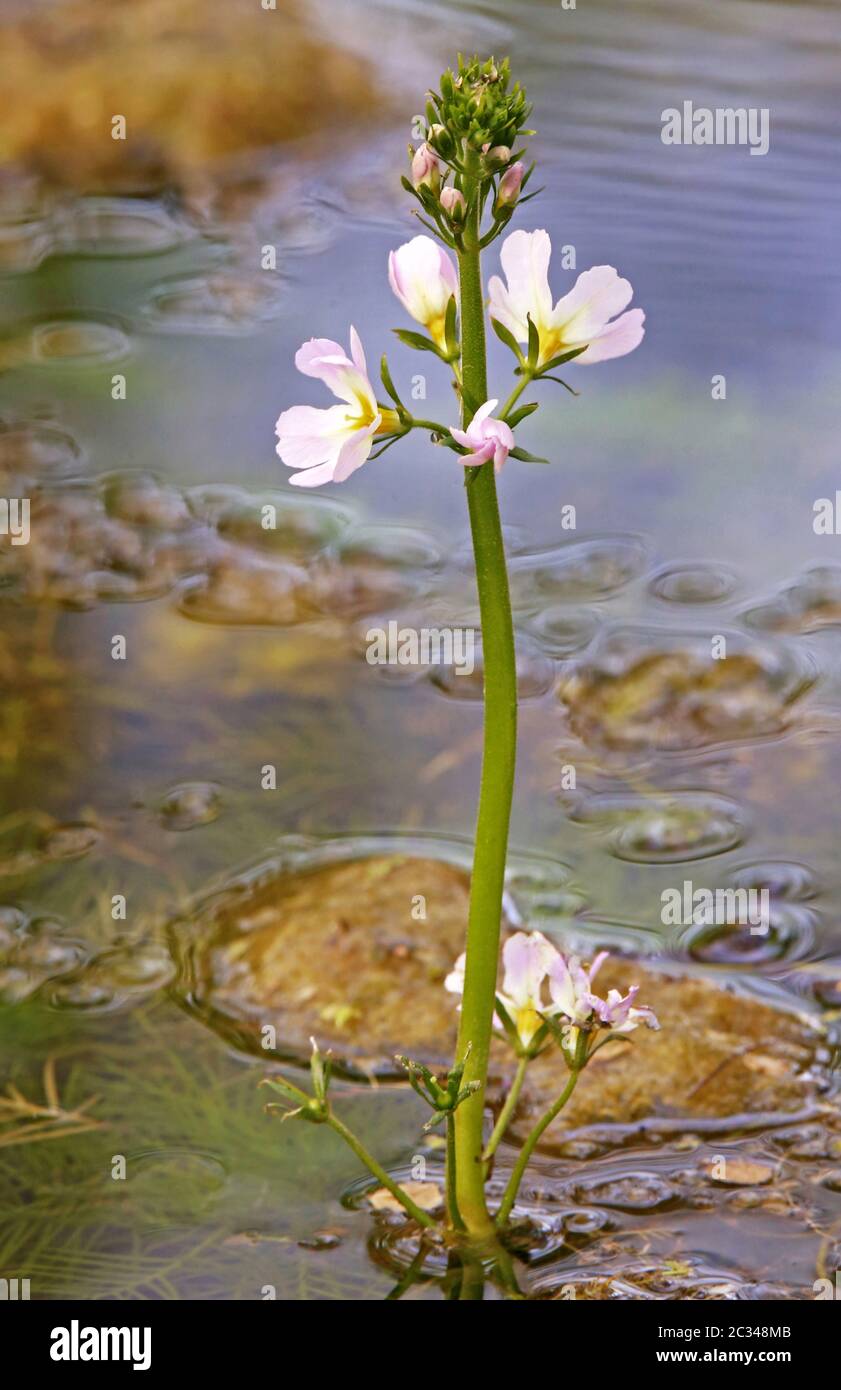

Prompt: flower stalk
[
  {"left": 495, "top": 1060, "right": 582, "bottom": 1228},
  {"left": 452, "top": 151, "right": 519, "bottom": 1239},
  {"left": 268, "top": 53, "right": 652, "bottom": 1283}
]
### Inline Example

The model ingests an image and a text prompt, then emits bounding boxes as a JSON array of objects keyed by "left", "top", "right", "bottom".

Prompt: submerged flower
[
  {"left": 451, "top": 399, "right": 514, "bottom": 472},
  {"left": 275, "top": 328, "right": 399, "bottom": 488},
  {"left": 388, "top": 235, "right": 458, "bottom": 350},
  {"left": 488, "top": 228, "right": 645, "bottom": 368}
]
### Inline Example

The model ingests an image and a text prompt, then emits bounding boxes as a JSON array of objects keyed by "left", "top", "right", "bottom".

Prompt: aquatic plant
[{"left": 270, "top": 55, "right": 647, "bottom": 1252}]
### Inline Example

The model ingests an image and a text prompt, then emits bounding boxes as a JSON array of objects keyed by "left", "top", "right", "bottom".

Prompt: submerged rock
[
  {"left": 175, "top": 855, "right": 483, "bottom": 1078},
  {"left": 174, "top": 850, "right": 831, "bottom": 1144},
  {"left": 511, "top": 959, "right": 826, "bottom": 1151},
  {"left": 0, "top": 0, "right": 382, "bottom": 192},
  {"left": 558, "top": 628, "right": 813, "bottom": 753}
]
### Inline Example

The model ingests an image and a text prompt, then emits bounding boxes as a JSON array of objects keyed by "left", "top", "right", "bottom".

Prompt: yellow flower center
[{"left": 515, "top": 1005, "right": 543, "bottom": 1047}]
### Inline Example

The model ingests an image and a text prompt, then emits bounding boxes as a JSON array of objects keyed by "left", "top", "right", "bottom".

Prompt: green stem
[
  {"left": 452, "top": 152, "right": 519, "bottom": 1241},
  {"left": 499, "top": 369, "right": 533, "bottom": 422},
  {"left": 407, "top": 417, "right": 453, "bottom": 433},
  {"left": 483, "top": 1055, "right": 528, "bottom": 1164},
  {"left": 446, "top": 1114, "right": 465, "bottom": 1231},
  {"left": 495, "top": 1068, "right": 581, "bottom": 1228},
  {"left": 326, "top": 1111, "right": 437, "bottom": 1230}
]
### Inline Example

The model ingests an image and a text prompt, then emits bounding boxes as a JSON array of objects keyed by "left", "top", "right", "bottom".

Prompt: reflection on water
[{"left": 2, "top": 0, "right": 841, "bottom": 1299}]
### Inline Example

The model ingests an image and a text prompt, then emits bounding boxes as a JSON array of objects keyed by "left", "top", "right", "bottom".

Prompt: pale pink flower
[
  {"left": 592, "top": 985, "right": 659, "bottom": 1034},
  {"left": 388, "top": 235, "right": 458, "bottom": 350},
  {"left": 548, "top": 952, "right": 659, "bottom": 1034},
  {"left": 547, "top": 950, "right": 610, "bottom": 1027},
  {"left": 446, "top": 934, "right": 658, "bottom": 1052},
  {"left": 275, "top": 328, "right": 398, "bottom": 488},
  {"left": 488, "top": 228, "right": 645, "bottom": 368},
  {"left": 445, "top": 931, "right": 557, "bottom": 1048},
  {"left": 450, "top": 399, "right": 515, "bottom": 472},
  {"left": 496, "top": 931, "right": 557, "bottom": 1047}
]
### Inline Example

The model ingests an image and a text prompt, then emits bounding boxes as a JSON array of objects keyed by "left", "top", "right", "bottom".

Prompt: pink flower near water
[
  {"left": 488, "top": 228, "right": 645, "bottom": 368},
  {"left": 445, "top": 930, "right": 556, "bottom": 1047},
  {"left": 451, "top": 399, "right": 515, "bottom": 472},
  {"left": 446, "top": 931, "right": 659, "bottom": 1048},
  {"left": 275, "top": 328, "right": 398, "bottom": 488},
  {"left": 388, "top": 235, "right": 458, "bottom": 350},
  {"left": 548, "top": 951, "right": 659, "bottom": 1034}
]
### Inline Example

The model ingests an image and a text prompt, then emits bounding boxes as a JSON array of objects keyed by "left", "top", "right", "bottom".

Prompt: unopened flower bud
[
  {"left": 427, "top": 124, "right": 455, "bottom": 162},
  {"left": 411, "top": 142, "right": 442, "bottom": 193},
  {"left": 495, "top": 160, "right": 525, "bottom": 209},
  {"left": 486, "top": 144, "right": 511, "bottom": 170},
  {"left": 440, "top": 186, "right": 467, "bottom": 221}
]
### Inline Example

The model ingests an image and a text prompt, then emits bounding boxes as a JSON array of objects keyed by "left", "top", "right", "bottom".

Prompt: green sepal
[
  {"left": 444, "top": 294, "right": 459, "bottom": 360},
  {"left": 490, "top": 316, "right": 524, "bottom": 362},
  {"left": 309, "top": 1038, "right": 331, "bottom": 1103},
  {"left": 526, "top": 313, "right": 540, "bottom": 370},
  {"left": 509, "top": 446, "right": 550, "bottom": 464},
  {"left": 505, "top": 401, "right": 539, "bottom": 428},
  {"left": 537, "top": 345, "right": 587, "bottom": 373},
  {"left": 540, "top": 375, "right": 579, "bottom": 397},
  {"left": 260, "top": 1075, "right": 310, "bottom": 1107},
  {"left": 379, "top": 355, "right": 408, "bottom": 418},
  {"left": 392, "top": 328, "right": 449, "bottom": 360}
]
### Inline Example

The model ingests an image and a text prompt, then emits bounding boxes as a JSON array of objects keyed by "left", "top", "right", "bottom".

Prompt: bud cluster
[{"left": 405, "top": 54, "right": 536, "bottom": 251}]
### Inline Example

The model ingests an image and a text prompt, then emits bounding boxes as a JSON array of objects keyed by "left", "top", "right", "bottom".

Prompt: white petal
[
  {"left": 488, "top": 274, "right": 529, "bottom": 342},
  {"left": 469, "top": 398, "right": 499, "bottom": 432},
  {"left": 499, "top": 229, "right": 554, "bottom": 331},
  {"left": 332, "top": 420, "right": 378, "bottom": 482},
  {"left": 502, "top": 930, "right": 556, "bottom": 1010},
  {"left": 575, "top": 308, "right": 646, "bottom": 364},
  {"left": 288, "top": 461, "right": 342, "bottom": 488},
  {"left": 551, "top": 265, "right": 634, "bottom": 342},
  {"left": 349, "top": 324, "right": 367, "bottom": 377}
]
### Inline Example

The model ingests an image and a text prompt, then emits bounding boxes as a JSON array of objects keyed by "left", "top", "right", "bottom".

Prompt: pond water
[{"left": 1, "top": 0, "right": 840, "bottom": 1299}]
